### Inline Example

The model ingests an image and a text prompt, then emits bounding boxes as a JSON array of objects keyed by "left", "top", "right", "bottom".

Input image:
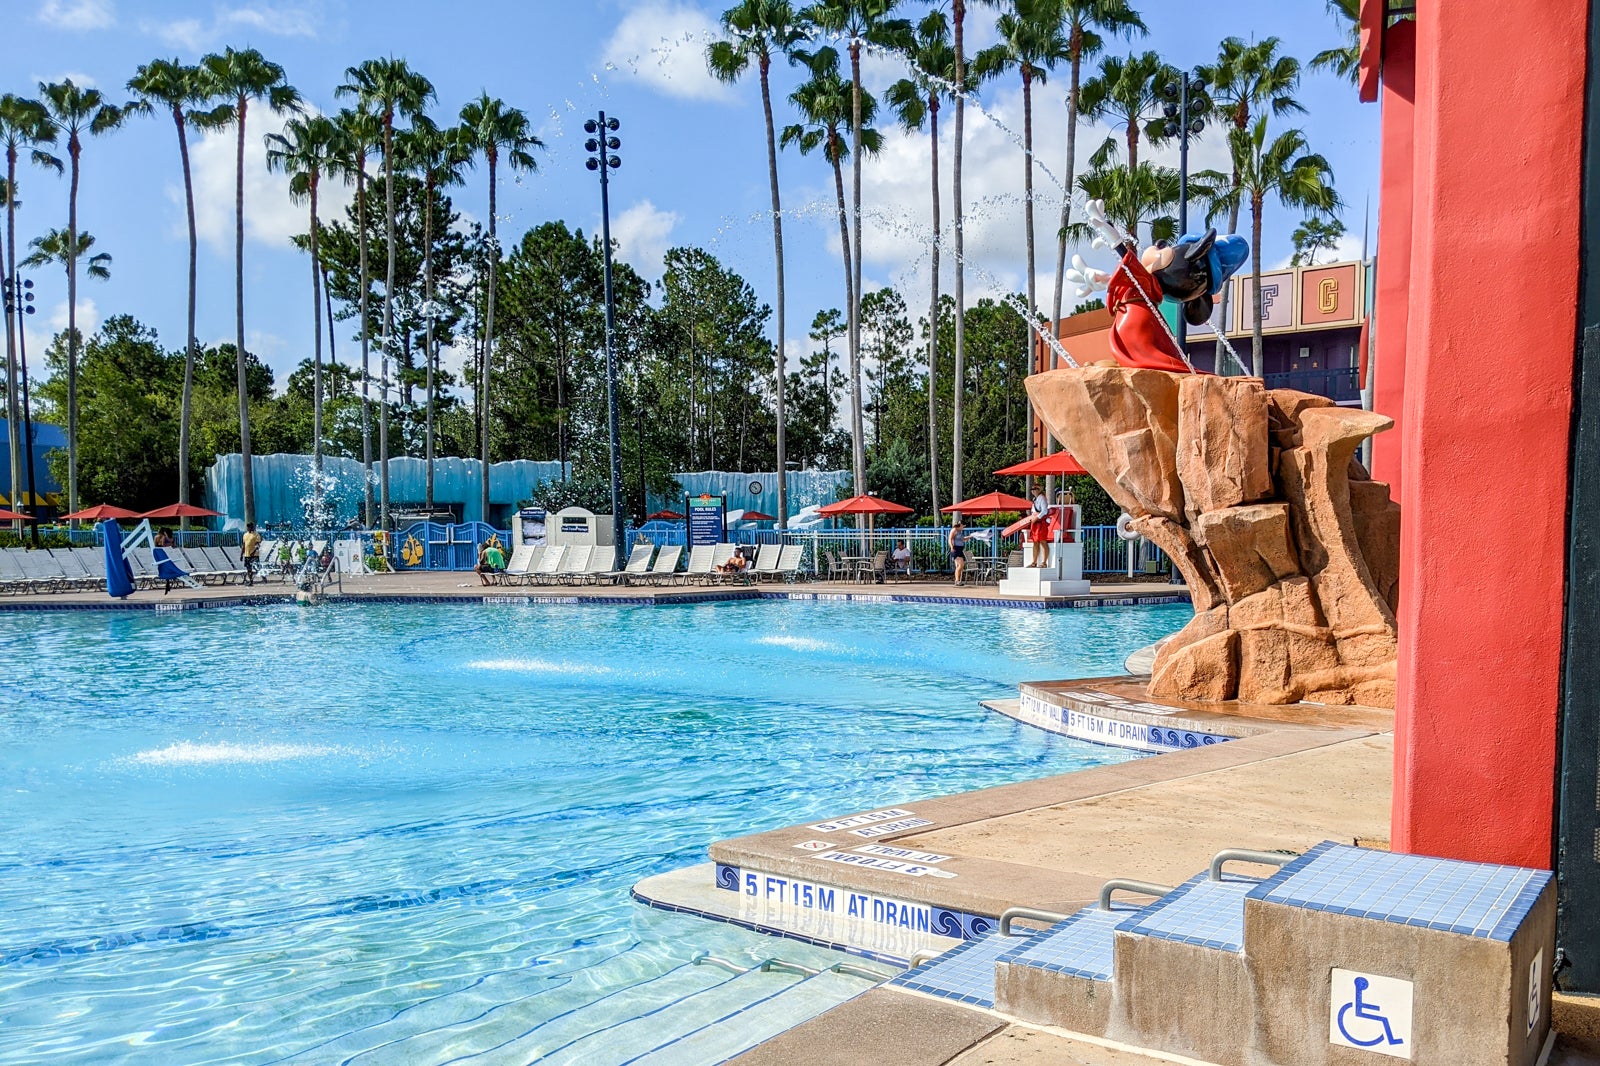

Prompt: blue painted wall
[{"left": 0, "top": 418, "right": 65, "bottom": 503}]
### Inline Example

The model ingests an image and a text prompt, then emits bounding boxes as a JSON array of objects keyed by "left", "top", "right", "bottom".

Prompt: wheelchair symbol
[{"left": 1337, "top": 977, "right": 1405, "bottom": 1049}]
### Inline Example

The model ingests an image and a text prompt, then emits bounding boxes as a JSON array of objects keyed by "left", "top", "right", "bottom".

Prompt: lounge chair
[
  {"left": 0, "top": 550, "right": 29, "bottom": 594},
  {"left": 604, "top": 544, "right": 654, "bottom": 585},
  {"left": 47, "top": 549, "right": 96, "bottom": 590},
  {"left": 528, "top": 545, "right": 567, "bottom": 585},
  {"left": 201, "top": 547, "right": 246, "bottom": 583},
  {"left": 555, "top": 545, "right": 593, "bottom": 585},
  {"left": 14, "top": 550, "right": 71, "bottom": 592},
  {"left": 69, "top": 548, "right": 109, "bottom": 588},
  {"left": 750, "top": 544, "right": 782, "bottom": 582},
  {"left": 775, "top": 544, "right": 805, "bottom": 583},
  {"left": 582, "top": 546, "right": 621, "bottom": 585},
  {"left": 631, "top": 544, "right": 681, "bottom": 586},
  {"left": 257, "top": 540, "right": 279, "bottom": 578},
  {"left": 680, "top": 545, "right": 716, "bottom": 586},
  {"left": 500, "top": 545, "right": 536, "bottom": 585}
]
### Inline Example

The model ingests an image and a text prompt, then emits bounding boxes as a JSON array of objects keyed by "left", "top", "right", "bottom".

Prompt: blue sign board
[{"left": 686, "top": 494, "right": 726, "bottom": 547}]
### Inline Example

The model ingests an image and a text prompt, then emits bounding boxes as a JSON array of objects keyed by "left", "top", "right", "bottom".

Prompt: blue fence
[
  {"left": 1265, "top": 367, "right": 1362, "bottom": 404},
  {"left": 391, "top": 522, "right": 511, "bottom": 571}
]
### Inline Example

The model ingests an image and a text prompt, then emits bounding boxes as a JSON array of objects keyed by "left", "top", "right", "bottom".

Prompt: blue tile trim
[
  {"left": 888, "top": 932, "right": 1010, "bottom": 1007},
  {"left": 994, "top": 905, "right": 1140, "bottom": 982},
  {"left": 1117, "top": 871, "right": 1258, "bottom": 953},
  {"left": 1247, "top": 841, "right": 1552, "bottom": 943},
  {"left": 629, "top": 887, "right": 913, "bottom": 969}
]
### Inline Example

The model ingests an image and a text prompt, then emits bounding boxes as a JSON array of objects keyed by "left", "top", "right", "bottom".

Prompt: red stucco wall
[
  {"left": 1391, "top": 2, "right": 1583, "bottom": 869},
  {"left": 1369, "top": 21, "right": 1414, "bottom": 490}
]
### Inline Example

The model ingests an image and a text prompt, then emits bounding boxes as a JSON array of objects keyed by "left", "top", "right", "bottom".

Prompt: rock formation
[{"left": 1028, "top": 367, "right": 1400, "bottom": 708}]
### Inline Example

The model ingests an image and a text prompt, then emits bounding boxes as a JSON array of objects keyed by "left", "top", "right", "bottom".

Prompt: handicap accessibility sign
[{"left": 1330, "top": 968, "right": 1413, "bottom": 1059}]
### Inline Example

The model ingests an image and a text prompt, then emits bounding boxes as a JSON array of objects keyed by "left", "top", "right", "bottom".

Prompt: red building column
[
  {"left": 1391, "top": 1, "right": 1584, "bottom": 868},
  {"left": 1368, "top": 20, "right": 1414, "bottom": 490}
]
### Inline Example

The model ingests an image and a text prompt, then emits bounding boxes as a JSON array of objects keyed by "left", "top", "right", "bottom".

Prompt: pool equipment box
[{"left": 543, "top": 506, "right": 615, "bottom": 549}]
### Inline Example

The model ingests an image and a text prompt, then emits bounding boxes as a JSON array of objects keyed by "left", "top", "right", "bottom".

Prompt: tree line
[{"left": 0, "top": 0, "right": 1361, "bottom": 529}]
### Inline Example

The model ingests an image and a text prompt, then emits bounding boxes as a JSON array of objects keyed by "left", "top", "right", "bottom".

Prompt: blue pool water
[{"left": 0, "top": 599, "right": 1187, "bottom": 1063}]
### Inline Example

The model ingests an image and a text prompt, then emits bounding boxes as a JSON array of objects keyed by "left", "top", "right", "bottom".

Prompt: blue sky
[{"left": 8, "top": 0, "right": 1374, "bottom": 391}]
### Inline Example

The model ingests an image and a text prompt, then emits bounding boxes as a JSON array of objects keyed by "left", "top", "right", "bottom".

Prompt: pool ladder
[{"left": 692, "top": 953, "right": 888, "bottom": 982}]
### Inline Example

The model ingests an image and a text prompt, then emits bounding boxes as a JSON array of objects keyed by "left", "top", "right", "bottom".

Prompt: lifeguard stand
[{"left": 997, "top": 503, "right": 1090, "bottom": 597}]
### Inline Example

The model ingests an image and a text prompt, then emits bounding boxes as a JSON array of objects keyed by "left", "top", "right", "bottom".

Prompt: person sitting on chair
[
  {"left": 892, "top": 540, "right": 912, "bottom": 577},
  {"left": 717, "top": 545, "right": 750, "bottom": 574},
  {"left": 476, "top": 540, "right": 506, "bottom": 586}
]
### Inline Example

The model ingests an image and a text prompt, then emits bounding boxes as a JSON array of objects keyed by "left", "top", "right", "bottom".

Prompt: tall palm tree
[
  {"left": 337, "top": 59, "right": 434, "bottom": 532},
  {"left": 1048, "top": 0, "right": 1146, "bottom": 336},
  {"left": 1065, "top": 161, "right": 1180, "bottom": 244},
  {"left": 709, "top": 0, "right": 804, "bottom": 529},
  {"left": 459, "top": 93, "right": 541, "bottom": 525},
  {"left": 38, "top": 79, "right": 127, "bottom": 518},
  {"left": 1311, "top": 0, "right": 1360, "bottom": 85},
  {"left": 1200, "top": 36, "right": 1302, "bottom": 368},
  {"left": 801, "top": 0, "right": 912, "bottom": 496},
  {"left": 265, "top": 114, "right": 339, "bottom": 500},
  {"left": 397, "top": 115, "right": 469, "bottom": 511},
  {"left": 1202, "top": 118, "right": 1338, "bottom": 376},
  {"left": 886, "top": 9, "right": 957, "bottom": 519},
  {"left": 128, "top": 60, "right": 211, "bottom": 523},
  {"left": 1079, "top": 50, "right": 1175, "bottom": 173},
  {"left": 329, "top": 106, "right": 382, "bottom": 525},
  {"left": 0, "top": 95, "right": 58, "bottom": 525},
  {"left": 782, "top": 48, "right": 881, "bottom": 490},
  {"left": 194, "top": 48, "right": 301, "bottom": 531},
  {"left": 23, "top": 229, "right": 110, "bottom": 286},
  {"left": 975, "top": 0, "right": 1069, "bottom": 488}
]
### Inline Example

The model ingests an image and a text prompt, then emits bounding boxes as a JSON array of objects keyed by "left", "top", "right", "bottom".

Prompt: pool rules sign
[{"left": 1329, "top": 968, "right": 1413, "bottom": 1059}]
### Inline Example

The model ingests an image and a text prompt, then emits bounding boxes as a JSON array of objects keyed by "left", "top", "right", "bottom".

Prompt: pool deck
[{"left": 0, "top": 570, "right": 1192, "bottom": 610}]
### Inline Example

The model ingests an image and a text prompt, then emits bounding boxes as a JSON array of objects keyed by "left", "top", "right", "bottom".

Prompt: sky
[{"left": 5, "top": 0, "right": 1375, "bottom": 394}]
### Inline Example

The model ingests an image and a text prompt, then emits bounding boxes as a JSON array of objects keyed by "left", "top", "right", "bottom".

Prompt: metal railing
[{"left": 1264, "top": 367, "right": 1362, "bottom": 404}]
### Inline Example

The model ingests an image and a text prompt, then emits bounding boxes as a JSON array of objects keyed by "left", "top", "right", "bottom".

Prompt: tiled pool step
[{"left": 887, "top": 843, "right": 1557, "bottom": 1066}]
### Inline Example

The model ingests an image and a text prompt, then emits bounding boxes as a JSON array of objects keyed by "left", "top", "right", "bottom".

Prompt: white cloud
[
  {"left": 31, "top": 71, "right": 99, "bottom": 89},
  {"left": 602, "top": 3, "right": 731, "bottom": 103},
  {"left": 608, "top": 200, "right": 679, "bottom": 282},
  {"left": 186, "top": 106, "right": 355, "bottom": 252},
  {"left": 37, "top": 0, "right": 114, "bottom": 31},
  {"left": 143, "top": 3, "right": 321, "bottom": 52}
]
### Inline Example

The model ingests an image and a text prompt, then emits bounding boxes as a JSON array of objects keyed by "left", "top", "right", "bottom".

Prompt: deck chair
[
  {"left": 48, "top": 549, "right": 96, "bottom": 590},
  {"left": 632, "top": 544, "right": 681, "bottom": 586},
  {"left": 0, "top": 550, "right": 29, "bottom": 594},
  {"left": 606, "top": 544, "right": 654, "bottom": 584},
  {"left": 582, "top": 547, "right": 619, "bottom": 584},
  {"left": 775, "top": 544, "right": 805, "bottom": 583},
  {"left": 750, "top": 544, "right": 782, "bottom": 582},
  {"left": 501, "top": 545, "right": 536, "bottom": 585},
  {"left": 861, "top": 550, "right": 889, "bottom": 585},
  {"left": 681, "top": 545, "right": 716, "bottom": 586},
  {"left": 174, "top": 548, "right": 220, "bottom": 585},
  {"left": 201, "top": 547, "right": 246, "bottom": 583},
  {"left": 528, "top": 545, "right": 567, "bottom": 585},
  {"left": 555, "top": 545, "right": 593, "bottom": 585},
  {"left": 15, "top": 550, "right": 70, "bottom": 592},
  {"left": 258, "top": 540, "right": 279, "bottom": 579}
]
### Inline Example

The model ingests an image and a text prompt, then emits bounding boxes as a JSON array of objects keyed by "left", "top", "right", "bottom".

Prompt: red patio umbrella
[
  {"left": 942, "top": 491, "right": 1034, "bottom": 514},
  {"left": 993, "top": 452, "right": 1089, "bottom": 478},
  {"left": 739, "top": 510, "right": 776, "bottom": 522},
  {"left": 140, "top": 503, "right": 224, "bottom": 520},
  {"left": 60, "top": 503, "right": 142, "bottom": 521},
  {"left": 645, "top": 509, "right": 685, "bottom": 521},
  {"left": 817, "top": 494, "right": 914, "bottom": 517},
  {"left": 0, "top": 508, "right": 33, "bottom": 522}
]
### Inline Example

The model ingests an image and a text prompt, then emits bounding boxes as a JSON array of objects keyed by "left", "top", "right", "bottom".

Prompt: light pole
[
  {"left": 586, "top": 112, "right": 626, "bottom": 572},
  {"left": 1162, "top": 71, "right": 1209, "bottom": 356},
  {"left": 2, "top": 275, "right": 38, "bottom": 546}
]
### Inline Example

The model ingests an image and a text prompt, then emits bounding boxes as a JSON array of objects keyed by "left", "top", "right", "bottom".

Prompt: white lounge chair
[
  {"left": 632, "top": 544, "right": 682, "bottom": 586},
  {"left": 775, "top": 544, "right": 805, "bottom": 583},
  {"left": 681, "top": 545, "right": 716, "bottom": 586},
  {"left": 555, "top": 545, "right": 593, "bottom": 585},
  {"left": 605, "top": 544, "right": 654, "bottom": 584},
  {"left": 528, "top": 545, "right": 567, "bottom": 585},
  {"left": 750, "top": 544, "right": 782, "bottom": 582},
  {"left": 500, "top": 545, "right": 536, "bottom": 585}
]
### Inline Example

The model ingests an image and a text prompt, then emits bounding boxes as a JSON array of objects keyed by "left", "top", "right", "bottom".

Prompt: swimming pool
[{"left": 0, "top": 599, "right": 1187, "bottom": 1063}]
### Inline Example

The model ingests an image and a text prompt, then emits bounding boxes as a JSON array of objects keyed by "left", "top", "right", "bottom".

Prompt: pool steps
[{"left": 879, "top": 841, "right": 1555, "bottom": 1066}]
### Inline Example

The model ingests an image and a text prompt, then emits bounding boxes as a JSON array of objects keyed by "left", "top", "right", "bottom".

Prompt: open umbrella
[
  {"left": 993, "top": 452, "right": 1089, "bottom": 478},
  {"left": 0, "top": 508, "right": 33, "bottom": 522},
  {"left": 140, "top": 503, "right": 224, "bottom": 520},
  {"left": 740, "top": 510, "right": 776, "bottom": 522},
  {"left": 645, "top": 509, "right": 685, "bottom": 521},
  {"left": 942, "top": 491, "right": 1034, "bottom": 514},
  {"left": 61, "top": 503, "right": 141, "bottom": 521},
  {"left": 816, "top": 494, "right": 914, "bottom": 517}
]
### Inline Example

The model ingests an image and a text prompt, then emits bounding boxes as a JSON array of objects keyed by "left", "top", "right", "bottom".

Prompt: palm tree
[
  {"left": 1066, "top": 161, "right": 1180, "bottom": 244},
  {"left": 336, "top": 59, "right": 434, "bottom": 532},
  {"left": 1200, "top": 36, "right": 1302, "bottom": 368},
  {"left": 1048, "top": 0, "right": 1146, "bottom": 335},
  {"left": 1311, "top": 0, "right": 1360, "bottom": 85},
  {"left": 458, "top": 93, "right": 541, "bottom": 525},
  {"left": 1079, "top": 50, "right": 1175, "bottom": 173},
  {"left": 0, "top": 95, "right": 58, "bottom": 526},
  {"left": 23, "top": 228, "right": 110, "bottom": 287},
  {"left": 709, "top": 0, "right": 805, "bottom": 529},
  {"left": 886, "top": 9, "right": 957, "bottom": 519},
  {"left": 329, "top": 106, "right": 382, "bottom": 525},
  {"left": 128, "top": 60, "right": 211, "bottom": 523},
  {"left": 397, "top": 115, "right": 469, "bottom": 511},
  {"left": 1202, "top": 118, "right": 1339, "bottom": 376},
  {"left": 38, "top": 79, "right": 127, "bottom": 518},
  {"left": 801, "top": 0, "right": 912, "bottom": 497},
  {"left": 1290, "top": 213, "right": 1346, "bottom": 266},
  {"left": 265, "top": 114, "right": 339, "bottom": 501},
  {"left": 975, "top": 0, "right": 1069, "bottom": 490},
  {"left": 194, "top": 48, "right": 301, "bottom": 531},
  {"left": 782, "top": 48, "right": 882, "bottom": 491}
]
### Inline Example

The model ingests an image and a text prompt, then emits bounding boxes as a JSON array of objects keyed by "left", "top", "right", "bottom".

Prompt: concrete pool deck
[{"left": 0, "top": 570, "right": 1192, "bottom": 610}]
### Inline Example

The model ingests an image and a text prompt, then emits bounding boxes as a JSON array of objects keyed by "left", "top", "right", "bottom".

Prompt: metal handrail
[
  {"left": 999, "top": 907, "right": 1072, "bottom": 936},
  {"left": 761, "top": 959, "right": 821, "bottom": 977},
  {"left": 907, "top": 948, "right": 946, "bottom": 968},
  {"left": 1098, "top": 879, "right": 1176, "bottom": 910},
  {"left": 1210, "top": 849, "right": 1296, "bottom": 881},
  {"left": 830, "top": 962, "right": 891, "bottom": 981},
  {"left": 691, "top": 954, "right": 750, "bottom": 975}
]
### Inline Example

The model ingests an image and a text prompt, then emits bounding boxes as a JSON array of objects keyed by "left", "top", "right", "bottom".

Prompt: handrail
[
  {"left": 1098, "top": 879, "right": 1176, "bottom": 911},
  {"left": 691, "top": 953, "right": 750, "bottom": 975},
  {"left": 907, "top": 948, "right": 946, "bottom": 968},
  {"left": 760, "top": 959, "right": 821, "bottom": 977},
  {"left": 1210, "top": 849, "right": 1296, "bottom": 881},
  {"left": 830, "top": 962, "right": 891, "bottom": 981},
  {"left": 999, "top": 906, "right": 1072, "bottom": 936}
]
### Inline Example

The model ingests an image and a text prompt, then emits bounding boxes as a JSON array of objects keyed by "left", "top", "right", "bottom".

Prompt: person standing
[
  {"left": 948, "top": 515, "right": 968, "bottom": 587},
  {"left": 1030, "top": 490, "right": 1050, "bottom": 568},
  {"left": 241, "top": 522, "right": 261, "bottom": 587}
]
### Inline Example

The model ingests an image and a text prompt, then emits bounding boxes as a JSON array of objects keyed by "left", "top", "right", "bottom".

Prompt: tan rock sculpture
[{"left": 1027, "top": 366, "right": 1401, "bottom": 708}]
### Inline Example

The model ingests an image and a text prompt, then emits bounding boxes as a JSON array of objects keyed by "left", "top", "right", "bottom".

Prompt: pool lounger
[{"left": 629, "top": 544, "right": 681, "bottom": 586}]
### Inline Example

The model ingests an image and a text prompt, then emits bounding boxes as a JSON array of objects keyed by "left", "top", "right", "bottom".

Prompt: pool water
[{"left": 0, "top": 599, "right": 1187, "bottom": 1064}]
